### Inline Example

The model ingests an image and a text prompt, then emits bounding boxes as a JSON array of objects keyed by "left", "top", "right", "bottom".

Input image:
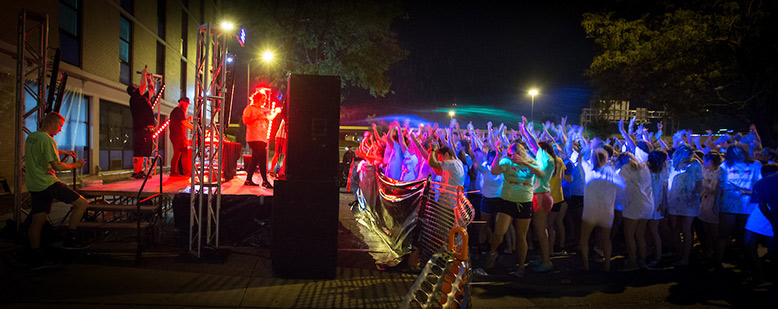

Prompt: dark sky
[{"left": 363, "top": 1, "right": 601, "bottom": 125}]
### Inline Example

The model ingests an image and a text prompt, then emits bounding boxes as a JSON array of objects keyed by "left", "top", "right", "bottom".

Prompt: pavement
[{"left": 1, "top": 191, "right": 776, "bottom": 308}]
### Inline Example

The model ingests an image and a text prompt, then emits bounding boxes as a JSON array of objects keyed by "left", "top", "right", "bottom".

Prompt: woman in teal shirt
[{"left": 484, "top": 142, "right": 545, "bottom": 277}]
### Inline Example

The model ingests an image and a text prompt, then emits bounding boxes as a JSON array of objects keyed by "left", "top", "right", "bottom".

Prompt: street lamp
[
  {"left": 528, "top": 89, "right": 538, "bottom": 122},
  {"left": 246, "top": 50, "right": 276, "bottom": 103}
]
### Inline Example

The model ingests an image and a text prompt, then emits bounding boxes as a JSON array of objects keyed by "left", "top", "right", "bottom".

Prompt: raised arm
[{"left": 618, "top": 118, "right": 637, "bottom": 153}]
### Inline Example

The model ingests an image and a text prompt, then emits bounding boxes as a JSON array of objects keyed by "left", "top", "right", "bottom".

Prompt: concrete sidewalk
[{"left": 1, "top": 192, "right": 775, "bottom": 308}]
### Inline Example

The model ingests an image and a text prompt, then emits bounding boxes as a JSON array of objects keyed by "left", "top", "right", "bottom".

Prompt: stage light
[
  {"left": 449, "top": 110, "right": 455, "bottom": 117},
  {"left": 226, "top": 56, "right": 233, "bottom": 63},
  {"left": 221, "top": 21, "right": 234, "bottom": 31}
]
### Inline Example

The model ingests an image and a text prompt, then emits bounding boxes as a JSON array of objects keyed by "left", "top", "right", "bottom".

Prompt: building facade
[{"left": 0, "top": 0, "right": 222, "bottom": 191}]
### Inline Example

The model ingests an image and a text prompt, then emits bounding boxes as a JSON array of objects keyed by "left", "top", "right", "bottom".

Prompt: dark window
[
  {"left": 120, "top": 0, "right": 133, "bottom": 14},
  {"left": 99, "top": 100, "right": 134, "bottom": 171},
  {"left": 119, "top": 15, "right": 132, "bottom": 85},
  {"left": 156, "top": 41, "right": 165, "bottom": 83},
  {"left": 157, "top": 0, "right": 166, "bottom": 39},
  {"left": 180, "top": 60, "right": 187, "bottom": 99},
  {"left": 59, "top": 0, "right": 80, "bottom": 66},
  {"left": 180, "top": 9, "right": 187, "bottom": 57}
]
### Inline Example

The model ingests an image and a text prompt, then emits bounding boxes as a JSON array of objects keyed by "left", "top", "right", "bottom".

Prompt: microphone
[{"left": 136, "top": 71, "right": 163, "bottom": 79}]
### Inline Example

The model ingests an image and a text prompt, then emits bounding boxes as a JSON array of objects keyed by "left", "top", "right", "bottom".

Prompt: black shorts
[
  {"left": 551, "top": 201, "right": 567, "bottom": 212},
  {"left": 568, "top": 195, "right": 584, "bottom": 210},
  {"left": 30, "top": 181, "right": 82, "bottom": 214},
  {"left": 496, "top": 198, "right": 534, "bottom": 219},
  {"left": 480, "top": 196, "right": 501, "bottom": 215},
  {"left": 133, "top": 129, "right": 153, "bottom": 157}
]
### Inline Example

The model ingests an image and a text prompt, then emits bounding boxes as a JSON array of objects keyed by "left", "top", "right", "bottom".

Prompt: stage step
[
  {"left": 87, "top": 204, "right": 160, "bottom": 213},
  {"left": 78, "top": 222, "right": 151, "bottom": 230}
]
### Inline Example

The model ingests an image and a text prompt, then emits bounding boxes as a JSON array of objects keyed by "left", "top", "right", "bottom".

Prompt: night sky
[{"left": 351, "top": 1, "right": 602, "bottom": 126}]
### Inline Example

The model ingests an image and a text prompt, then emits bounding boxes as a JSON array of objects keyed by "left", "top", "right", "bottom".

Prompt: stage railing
[{"left": 133, "top": 155, "right": 163, "bottom": 265}]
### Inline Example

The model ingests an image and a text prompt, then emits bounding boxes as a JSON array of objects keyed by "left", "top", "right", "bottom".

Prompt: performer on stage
[
  {"left": 169, "top": 96, "right": 193, "bottom": 177},
  {"left": 270, "top": 117, "right": 287, "bottom": 178},
  {"left": 25, "top": 112, "right": 90, "bottom": 270},
  {"left": 127, "top": 66, "right": 156, "bottom": 179},
  {"left": 242, "top": 90, "right": 275, "bottom": 188}
]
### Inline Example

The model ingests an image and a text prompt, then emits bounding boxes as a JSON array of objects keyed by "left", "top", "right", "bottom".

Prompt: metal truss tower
[
  {"left": 14, "top": 11, "right": 49, "bottom": 231},
  {"left": 188, "top": 23, "right": 229, "bottom": 258}
]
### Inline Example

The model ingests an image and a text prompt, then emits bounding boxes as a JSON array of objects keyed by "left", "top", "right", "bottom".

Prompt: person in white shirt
[{"left": 428, "top": 145, "right": 465, "bottom": 189}]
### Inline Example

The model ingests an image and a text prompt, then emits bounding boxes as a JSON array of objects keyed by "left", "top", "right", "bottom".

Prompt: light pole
[
  {"left": 246, "top": 50, "right": 275, "bottom": 103},
  {"left": 528, "top": 89, "right": 538, "bottom": 122}
]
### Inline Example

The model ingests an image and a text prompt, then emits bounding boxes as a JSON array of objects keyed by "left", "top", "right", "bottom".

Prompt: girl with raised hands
[
  {"left": 486, "top": 142, "right": 545, "bottom": 277},
  {"left": 666, "top": 145, "right": 704, "bottom": 266}
]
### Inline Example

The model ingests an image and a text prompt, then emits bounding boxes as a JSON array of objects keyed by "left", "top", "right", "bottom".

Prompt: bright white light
[
  {"left": 528, "top": 89, "right": 539, "bottom": 96},
  {"left": 448, "top": 110, "right": 455, "bottom": 117},
  {"left": 262, "top": 50, "right": 275, "bottom": 63},
  {"left": 226, "top": 56, "right": 233, "bottom": 63},
  {"left": 221, "top": 21, "right": 234, "bottom": 31}
]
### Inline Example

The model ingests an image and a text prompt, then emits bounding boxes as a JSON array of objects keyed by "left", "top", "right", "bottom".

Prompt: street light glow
[
  {"left": 449, "top": 110, "right": 455, "bottom": 117},
  {"left": 262, "top": 50, "right": 275, "bottom": 63},
  {"left": 528, "top": 89, "right": 538, "bottom": 96},
  {"left": 221, "top": 21, "right": 235, "bottom": 31}
]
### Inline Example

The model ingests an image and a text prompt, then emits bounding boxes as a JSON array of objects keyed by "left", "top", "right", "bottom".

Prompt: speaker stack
[{"left": 271, "top": 74, "right": 340, "bottom": 279}]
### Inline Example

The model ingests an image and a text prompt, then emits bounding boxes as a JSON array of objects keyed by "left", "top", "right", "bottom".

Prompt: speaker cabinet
[
  {"left": 284, "top": 74, "right": 341, "bottom": 182},
  {"left": 271, "top": 179, "right": 339, "bottom": 279}
]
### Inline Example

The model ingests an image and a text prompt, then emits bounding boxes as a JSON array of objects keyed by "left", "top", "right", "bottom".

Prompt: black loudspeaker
[
  {"left": 271, "top": 179, "right": 339, "bottom": 279},
  {"left": 285, "top": 74, "right": 341, "bottom": 182}
]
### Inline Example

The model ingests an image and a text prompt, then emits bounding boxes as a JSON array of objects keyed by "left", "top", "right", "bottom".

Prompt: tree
[
  {"left": 582, "top": 0, "right": 778, "bottom": 145},
  {"left": 225, "top": 0, "right": 409, "bottom": 97}
]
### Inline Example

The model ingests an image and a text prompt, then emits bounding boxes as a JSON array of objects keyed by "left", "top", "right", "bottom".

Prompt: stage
[
  {"left": 78, "top": 172, "right": 275, "bottom": 244},
  {"left": 78, "top": 172, "right": 275, "bottom": 198}
]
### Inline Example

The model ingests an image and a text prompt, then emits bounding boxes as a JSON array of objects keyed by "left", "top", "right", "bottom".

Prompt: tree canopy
[
  {"left": 583, "top": 0, "right": 777, "bottom": 144},
  {"left": 225, "top": 0, "right": 409, "bottom": 97}
]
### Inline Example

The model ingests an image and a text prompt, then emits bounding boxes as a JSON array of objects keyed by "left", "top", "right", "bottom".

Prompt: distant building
[
  {"left": 580, "top": 100, "right": 664, "bottom": 128},
  {"left": 0, "top": 0, "right": 222, "bottom": 188}
]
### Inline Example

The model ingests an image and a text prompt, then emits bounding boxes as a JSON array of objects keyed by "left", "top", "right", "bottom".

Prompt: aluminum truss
[
  {"left": 14, "top": 10, "right": 49, "bottom": 231},
  {"left": 188, "top": 23, "right": 230, "bottom": 258}
]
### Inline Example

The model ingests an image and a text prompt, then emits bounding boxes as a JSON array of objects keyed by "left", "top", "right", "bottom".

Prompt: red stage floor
[{"left": 78, "top": 173, "right": 274, "bottom": 197}]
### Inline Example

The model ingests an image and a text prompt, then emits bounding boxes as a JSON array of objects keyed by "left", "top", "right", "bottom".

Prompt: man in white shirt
[{"left": 429, "top": 146, "right": 465, "bottom": 189}]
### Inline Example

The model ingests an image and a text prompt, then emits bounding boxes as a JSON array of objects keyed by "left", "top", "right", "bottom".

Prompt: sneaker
[
  {"left": 473, "top": 268, "right": 489, "bottom": 276},
  {"left": 261, "top": 181, "right": 274, "bottom": 189},
  {"left": 62, "top": 235, "right": 92, "bottom": 250},
  {"left": 512, "top": 267, "right": 525, "bottom": 278},
  {"left": 484, "top": 252, "right": 498, "bottom": 269},
  {"left": 28, "top": 252, "right": 61, "bottom": 271},
  {"left": 532, "top": 264, "right": 554, "bottom": 273}
]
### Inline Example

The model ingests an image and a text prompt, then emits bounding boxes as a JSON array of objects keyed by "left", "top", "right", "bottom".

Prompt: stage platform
[{"left": 78, "top": 172, "right": 275, "bottom": 198}]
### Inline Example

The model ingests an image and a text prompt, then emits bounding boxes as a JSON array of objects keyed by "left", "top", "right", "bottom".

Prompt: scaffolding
[
  {"left": 13, "top": 10, "right": 49, "bottom": 231},
  {"left": 188, "top": 23, "right": 230, "bottom": 258}
]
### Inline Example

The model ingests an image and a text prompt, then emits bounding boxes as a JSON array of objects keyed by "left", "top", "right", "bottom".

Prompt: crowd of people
[{"left": 353, "top": 115, "right": 777, "bottom": 284}]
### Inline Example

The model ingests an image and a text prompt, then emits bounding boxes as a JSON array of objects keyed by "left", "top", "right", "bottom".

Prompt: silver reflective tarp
[{"left": 352, "top": 164, "right": 426, "bottom": 266}]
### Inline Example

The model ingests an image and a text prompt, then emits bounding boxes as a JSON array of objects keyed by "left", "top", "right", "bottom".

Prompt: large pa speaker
[
  {"left": 271, "top": 179, "right": 339, "bottom": 279},
  {"left": 284, "top": 74, "right": 341, "bottom": 182}
]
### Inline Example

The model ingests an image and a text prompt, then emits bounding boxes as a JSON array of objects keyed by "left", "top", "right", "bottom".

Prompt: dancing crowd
[{"left": 353, "top": 115, "right": 777, "bottom": 283}]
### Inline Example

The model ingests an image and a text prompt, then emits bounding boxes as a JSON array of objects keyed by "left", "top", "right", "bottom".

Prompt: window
[
  {"left": 120, "top": 0, "right": 133, "bottom": 14},
  {"left": 119, "top": 15, "right": 132, "bottom": 85},
  {"left": 99, "top": 100, "right": 134, "bottom": 171},
  {"left": 180, "top": 60, "right": 187, "bottom": 99},
  {"left": 156, "top": 41, "right": 165, "bottom": 87},
  {"left": 157, "top": 0, "right": 166, "bottom": 39},
  {"left": 24, "top": 85, "right": 90, "bottom": 174},
  {"left": 59, "top": 0, "right": 81, "bottom": 66},
  {"left": 180, "top": 9, "right": 187, "bottom": 57}
]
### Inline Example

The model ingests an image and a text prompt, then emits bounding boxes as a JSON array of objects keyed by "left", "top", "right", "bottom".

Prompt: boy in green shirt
[{"left": 25, "top": 112, "right": 90, "bottom": 270}]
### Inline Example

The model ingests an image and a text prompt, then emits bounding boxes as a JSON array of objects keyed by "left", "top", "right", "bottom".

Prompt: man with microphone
[{"left": 127, "top": 66, "right": 156, "bottom": 179}]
